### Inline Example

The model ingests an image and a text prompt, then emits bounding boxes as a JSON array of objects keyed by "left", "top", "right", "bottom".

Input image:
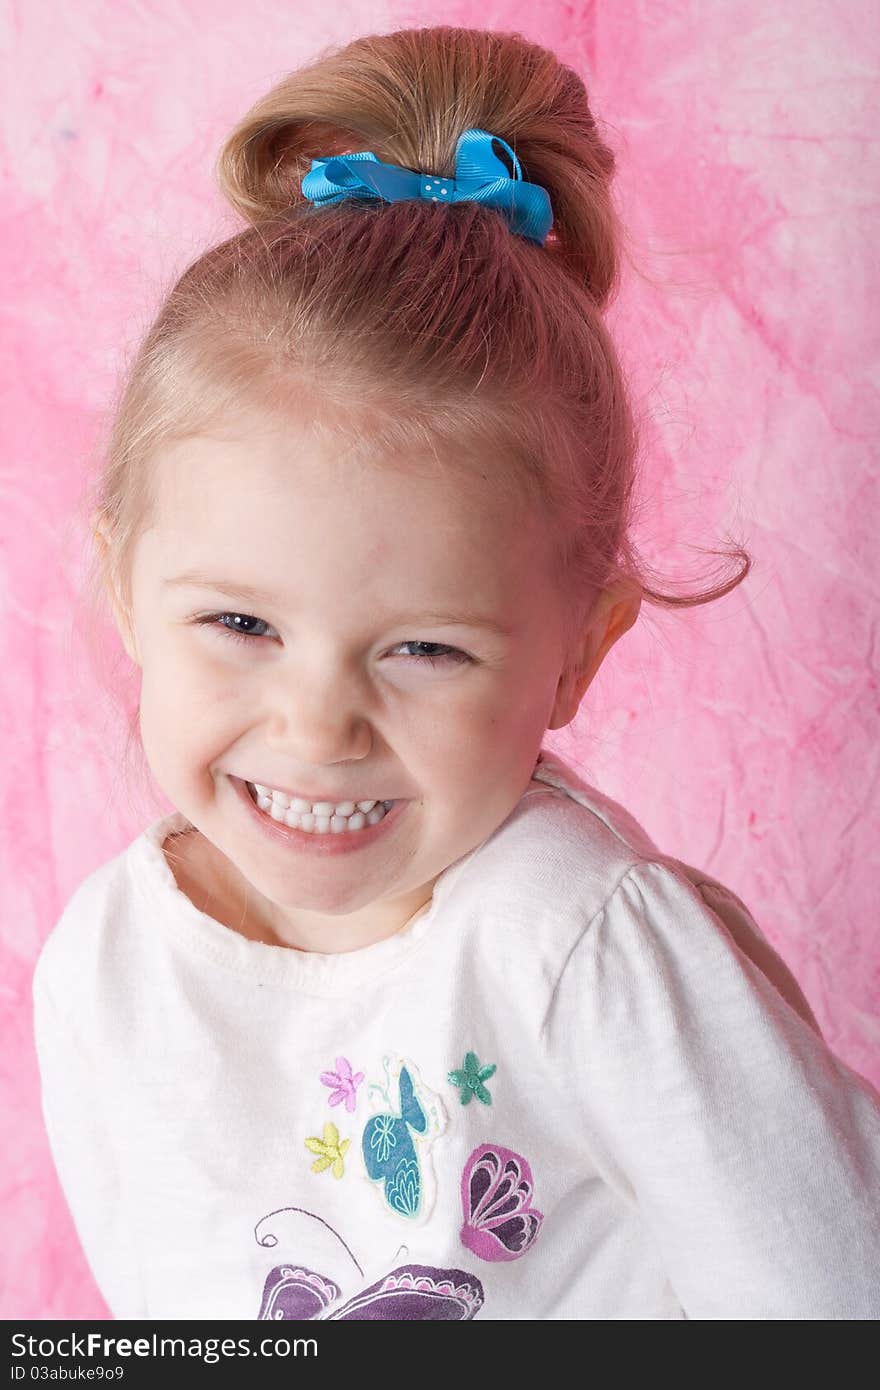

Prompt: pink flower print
[{"left": 320, "top": 1056, "right": 365, "bottom": 1113}]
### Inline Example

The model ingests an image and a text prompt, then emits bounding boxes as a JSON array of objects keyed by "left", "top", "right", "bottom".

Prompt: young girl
[{"left": 33, "top": 26, "right": 880, "bottom": 1321}]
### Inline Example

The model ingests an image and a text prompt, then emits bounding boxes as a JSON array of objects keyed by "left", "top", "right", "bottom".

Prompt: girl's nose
[{"left": 262, "top": 666, "right": 374, "bottom": 765}]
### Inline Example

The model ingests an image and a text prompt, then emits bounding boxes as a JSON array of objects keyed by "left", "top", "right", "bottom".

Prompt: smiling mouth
[{"left": 245, "top": 780, "right": 395, "bottom": 834}]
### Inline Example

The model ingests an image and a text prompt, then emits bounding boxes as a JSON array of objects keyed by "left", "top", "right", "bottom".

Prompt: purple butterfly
[
  {"left": 258, "top": 1263, "right": 483, "bottom": 1320},
  {"left": 326, "top": 1264, "right": 483, "bottom": 1320},
  {"left": 460, "top": 1144, "right": 544, "bottom": 1262},
  {"left": 257, "top": 1264, "right": 341, "bottom": 1320}
]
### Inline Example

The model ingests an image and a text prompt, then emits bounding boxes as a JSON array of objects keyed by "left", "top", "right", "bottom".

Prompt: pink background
[{"left": 3, "top": 2, "right": 877, "bottom": 1320}]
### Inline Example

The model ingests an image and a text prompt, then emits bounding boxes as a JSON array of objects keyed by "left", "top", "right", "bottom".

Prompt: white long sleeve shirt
[{"left": 32, "top": 750, "right": 880, "bottom": 1320}]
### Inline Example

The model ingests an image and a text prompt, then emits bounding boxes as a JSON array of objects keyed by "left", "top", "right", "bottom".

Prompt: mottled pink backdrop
[{"left": 2, "top": 2, "right": 877, "bottom": 1320}]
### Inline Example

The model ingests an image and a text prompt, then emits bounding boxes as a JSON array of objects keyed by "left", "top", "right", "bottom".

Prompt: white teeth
[
  {"left": 253, "top": 784, "right": 381, "bottom": 817},
  {"left": 248, "top": 781, "right": 394, "bottom": 835}
]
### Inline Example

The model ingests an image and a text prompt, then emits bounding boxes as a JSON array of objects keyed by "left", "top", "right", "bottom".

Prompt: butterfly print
[
  {"left": 362, "top": 1066, "right": 427, "bottom": 1217},
  {"left": 460, "top": 1143, "right": 544, "bottom": 1262},
  {"left": 257, "top": 1264, "right": 341, "bottom": 1320},
  {"left": 258, "top": 1262, "right": 484, "bottom": 1321}
]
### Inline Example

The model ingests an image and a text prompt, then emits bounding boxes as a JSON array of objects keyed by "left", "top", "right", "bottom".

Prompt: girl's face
[{"left": 118, "top": 404, "right": 582, "bottom": 952}]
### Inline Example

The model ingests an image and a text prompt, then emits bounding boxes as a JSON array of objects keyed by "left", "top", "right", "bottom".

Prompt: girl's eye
[
  {"left": 196, "top": 612, "right": 275, "bottom": 643},
  {"left": 392, "top": 640, "right": 471, "bottom": 666},
  {"left": 194, "top": 614, "right": 471, "bottom": 665}
]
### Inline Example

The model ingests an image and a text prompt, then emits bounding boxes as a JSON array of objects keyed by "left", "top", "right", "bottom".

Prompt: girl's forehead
[
  {"left": 139, "top": 425, "right": 557, "bottom": 606},
  {"left": 152, "top": 422, "right": 543, "bottom": 538}
]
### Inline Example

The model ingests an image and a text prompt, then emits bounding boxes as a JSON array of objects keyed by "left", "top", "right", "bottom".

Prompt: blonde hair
[{"left": 78, "top": 25, "right": 751, "bottom": 800}]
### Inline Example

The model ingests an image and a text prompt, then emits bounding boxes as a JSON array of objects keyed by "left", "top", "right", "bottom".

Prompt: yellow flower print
[{"left": 305, "top": 1121, "right": 350, "bottom": 1179}]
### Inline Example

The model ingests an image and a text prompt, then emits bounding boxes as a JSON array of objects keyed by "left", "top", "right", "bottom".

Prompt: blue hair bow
[{"left": 300, "top": 127, "right": 553, "bottom": 246}]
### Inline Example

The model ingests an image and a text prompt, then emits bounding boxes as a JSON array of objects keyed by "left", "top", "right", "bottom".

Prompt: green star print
[{"left": 448, "top": 1051, "right": 496, "bottom": 1106}]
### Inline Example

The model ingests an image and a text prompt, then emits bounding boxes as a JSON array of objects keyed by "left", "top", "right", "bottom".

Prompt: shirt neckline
[{"left": 128, "top": 757, "right": 562, "bottom": 997}]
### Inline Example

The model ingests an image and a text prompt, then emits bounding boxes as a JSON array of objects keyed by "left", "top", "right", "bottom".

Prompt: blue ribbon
[{"left": 300, "top": 127, "right": 553, "bottom": 246}]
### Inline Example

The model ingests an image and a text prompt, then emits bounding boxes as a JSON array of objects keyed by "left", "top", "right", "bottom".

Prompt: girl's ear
[
  {"left": 90, "top": 511, "right": 141, "bottom": 666},
  {"left": 547, "top": 580, "right": 642, "bottom": 731}
]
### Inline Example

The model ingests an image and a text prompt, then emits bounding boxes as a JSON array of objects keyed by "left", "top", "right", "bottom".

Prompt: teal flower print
[
  {"left": 386, "top": 1158, "right": 421, "bottom": 1216},
  {"left": 448, "top": 1052, "right": 496, "bottom": 1106},
  {"left": 369, "top": 1113, "right": 398, "bottom": 1163}
]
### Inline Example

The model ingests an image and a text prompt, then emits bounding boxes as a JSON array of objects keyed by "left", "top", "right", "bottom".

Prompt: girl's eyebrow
[{"left": 162, "top": 573, "right": 514, "bottom": 635}]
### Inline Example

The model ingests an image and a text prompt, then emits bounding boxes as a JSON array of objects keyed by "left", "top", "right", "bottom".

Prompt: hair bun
[{"left": 215, "top": 25, "right": 623, "bottom": 308}]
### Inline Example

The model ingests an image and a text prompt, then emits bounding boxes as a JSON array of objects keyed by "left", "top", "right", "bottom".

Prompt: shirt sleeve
[
  {"left": 32, "top": 969, "right": 146, "bottom": 1319},
  {"left": 547, "top": 858, "right": 880, "bottom": 1319}
]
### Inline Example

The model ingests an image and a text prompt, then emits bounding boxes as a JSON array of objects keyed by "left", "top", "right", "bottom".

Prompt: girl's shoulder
[
  {"left": 31, "top": 812, "right": 184, "bottom": 1020},
  {"left": 465, "top": 748, "right": 670, "bottom": 922},
  {"left": 528, "top": 748, "right": 665, "bottom": 854},
  {"left": 504, "top": 751, "right": 820, "bottom": 1036}
]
